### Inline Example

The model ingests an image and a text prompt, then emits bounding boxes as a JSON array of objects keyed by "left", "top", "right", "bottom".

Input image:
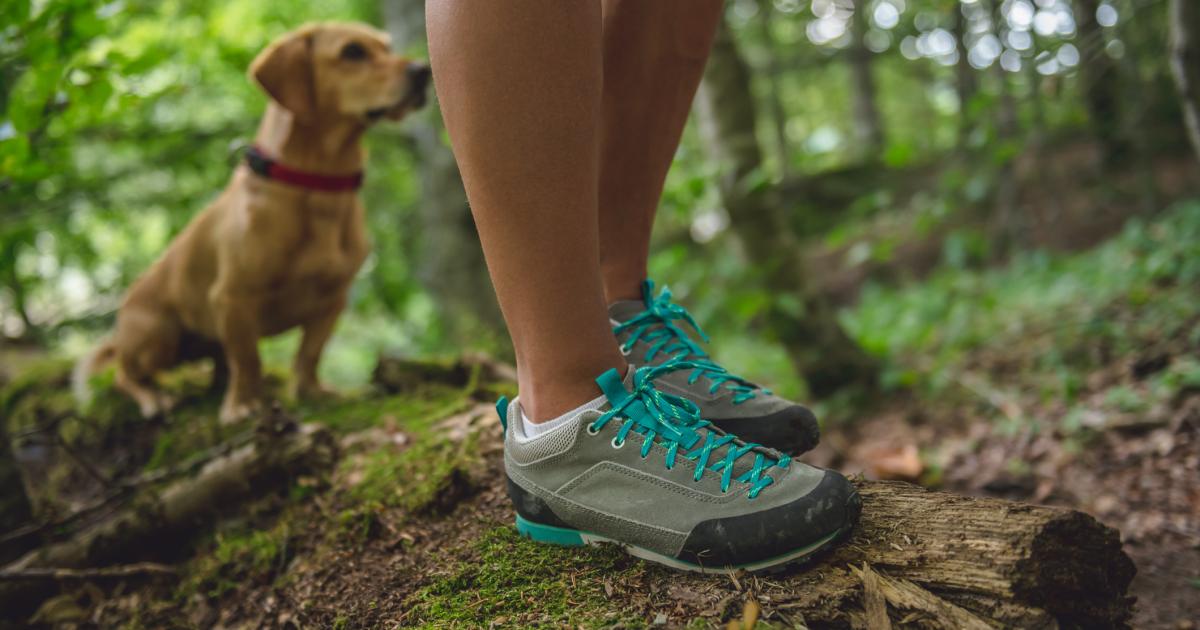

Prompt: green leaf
[
  {"left": 7, "top": 67, "right": 61, "bottom": 132},
  {"left": 883, "top": 141, "right": 916, "bottom": 168}
]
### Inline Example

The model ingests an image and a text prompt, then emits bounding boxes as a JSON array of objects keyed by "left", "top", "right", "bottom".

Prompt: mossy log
[
  {"left": 778, "top": 481, "right": 1135, "bottom": 629},
  {"left": 0, "top": 415, "right": 337, "bottom": 617},
  {"left": 373, "top": 353, "right": 516, "bottom": 393}
]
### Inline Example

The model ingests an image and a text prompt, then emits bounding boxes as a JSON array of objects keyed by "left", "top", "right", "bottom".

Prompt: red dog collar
[{"left": 245, "top": 145, "right": 364, "bottom": 192}]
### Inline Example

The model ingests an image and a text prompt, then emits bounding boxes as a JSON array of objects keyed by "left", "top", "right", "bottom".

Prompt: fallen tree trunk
[
  {"left": 373, "top": 353, "right": 517, "bottom": 393},
  {"left": 0, "top": 414, "right": 337, "bottom": 617},
  {"left": 763, "top": 481, "right": 1135, "bottom": 629}
]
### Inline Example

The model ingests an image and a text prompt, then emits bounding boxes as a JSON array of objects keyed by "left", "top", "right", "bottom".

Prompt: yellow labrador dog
[{"left": 74, "top": 23, "right": 430, "bottom": 423}]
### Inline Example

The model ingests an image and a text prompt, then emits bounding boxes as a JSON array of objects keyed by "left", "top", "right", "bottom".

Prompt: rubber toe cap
[
  {"left": 677, "top": 470, "right": 860, "bottom": 567},
  {"left": 709, "top": 404, "right": 821, "bottom": 455}
]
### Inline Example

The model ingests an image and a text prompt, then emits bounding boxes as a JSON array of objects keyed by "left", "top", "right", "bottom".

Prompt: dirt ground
[{"left": 70, "top": 394, "right": 1196, "bottom": 629}]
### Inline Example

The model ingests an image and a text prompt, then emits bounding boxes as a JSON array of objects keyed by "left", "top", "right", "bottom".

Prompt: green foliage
[
  {"left": 843, "top": 201, "right": 1200, "bottom": 396},
  {"left": 1, "top": 0, "right": 438, "bottom": 357}
]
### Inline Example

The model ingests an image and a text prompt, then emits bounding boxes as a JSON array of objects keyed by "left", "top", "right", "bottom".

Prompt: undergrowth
[{"left": 844, "top": 200, "right": 1200, "bottom": 403}]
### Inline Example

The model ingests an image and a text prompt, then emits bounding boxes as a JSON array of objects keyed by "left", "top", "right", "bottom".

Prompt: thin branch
[{"left": 0, "top": 562, "right": 176, "bottom": 581}]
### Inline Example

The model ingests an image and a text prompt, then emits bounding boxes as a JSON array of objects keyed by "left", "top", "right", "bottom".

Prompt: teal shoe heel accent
[
  {"left": 496, "top": 396, "right": 510, "bottom": 430},
  {"left": 515, "top": 515, "right": 586, "bottom": 546}
]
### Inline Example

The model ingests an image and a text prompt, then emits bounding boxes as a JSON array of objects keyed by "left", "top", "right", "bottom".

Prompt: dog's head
[{"left": 249, "top": 22, "right": 430, "bottom": 125}]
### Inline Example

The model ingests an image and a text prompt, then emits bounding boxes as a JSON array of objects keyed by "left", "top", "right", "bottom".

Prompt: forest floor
[{"left": 2, "top": 203, "right": 1199, "bottom": 628}]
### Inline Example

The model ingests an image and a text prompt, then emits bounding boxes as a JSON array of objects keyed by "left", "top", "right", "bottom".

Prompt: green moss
[
  {"left": 345, "top": 429, "right": 480, "bottom": 514},
  {"left": 332, "top": 503, "right": 382, "bottom": 544},
  {"left": 405, "top": 526, "right": 641, "bottom": 628},
  {"left": 181, "top": 520, "right": 292, "bottom": 599},
  {"left": 1, "top": 358, "right": 79, "bottom": 434},
  {"left": 295, "top": 382, "right": 471, "bottom": 435}
]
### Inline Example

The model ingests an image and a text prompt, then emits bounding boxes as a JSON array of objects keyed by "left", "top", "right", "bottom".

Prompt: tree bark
[
  {"left": 1169, "top": 0, "right": 1200, "bottom": 165},
  {"left": 697, "top": 17, "right": 879, "bottom": 396},
  {"left": 381, "top": 0, "right": 505, "bottom": 343},
  {"left": 848, "top": 0, "right": 885, "bottom": 158},
  {"left": 782, "top": 481, "right": 1135, "bottom": 628}
]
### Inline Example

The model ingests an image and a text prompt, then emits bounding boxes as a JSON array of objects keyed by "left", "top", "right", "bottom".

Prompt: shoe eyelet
[
  {"left": 619, "top": 345, "right": 633, "bottom": 356},
  {"left": 586, "top": 424, "right": 601, "bottom": 436},
  {"left": 611, "top": 437, "right": 625, "bottom": 449}
]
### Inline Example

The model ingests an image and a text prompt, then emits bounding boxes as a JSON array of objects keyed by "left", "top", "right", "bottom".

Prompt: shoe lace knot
[
  {"left": 614, "top": 280, "right": 767, "bottom": 404},
  {"left": 590, "top": 360, "right": 790, "bottom": 499}
]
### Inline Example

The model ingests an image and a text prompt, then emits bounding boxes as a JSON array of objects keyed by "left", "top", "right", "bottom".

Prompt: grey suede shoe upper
[
  {"left": 609, "top": 286, "right": 795, "bottom": 422},
  {"left": 503, "top": 365, "right": 853, "bottom": 565}
]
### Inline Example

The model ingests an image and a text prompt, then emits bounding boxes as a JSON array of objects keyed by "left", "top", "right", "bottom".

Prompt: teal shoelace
[
  {"left": 591, "top": 361, "right": 790, "bottom": 499},
  {"left": 614, "top": 280, "right": 767, "bottom": 404}
]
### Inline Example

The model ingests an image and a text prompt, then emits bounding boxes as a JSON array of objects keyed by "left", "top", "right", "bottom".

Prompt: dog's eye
[{"left": 340, "top": 42, "right": 367, "bottom": 61}]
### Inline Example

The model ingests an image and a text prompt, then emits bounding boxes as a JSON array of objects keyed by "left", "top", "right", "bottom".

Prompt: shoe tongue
[
  {"left": 601, "top": 365, "right": 777, "bottom": 483},
  {"left": 608, "top": 300, "right": 648, "bottom": 324},
  {"left": 610, "top": 299, "right": 705, "bottom": 361}
]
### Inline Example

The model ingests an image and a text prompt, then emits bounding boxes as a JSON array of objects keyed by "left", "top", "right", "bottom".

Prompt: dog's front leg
[
  {"left": 212, "top": 292, "right": 264, "bottom": 424},
  {"left": 291, "top": 293, "right": 347, "bottom": 401}
]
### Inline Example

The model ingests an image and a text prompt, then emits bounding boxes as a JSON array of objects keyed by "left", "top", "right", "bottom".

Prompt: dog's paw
[
  {"left": 292, "top": 380, "right": 339, "bottom": 402},
  {"left": 219, "top": 398, "right": 261, "bottom": 425},
  {"left": 138, "top": 399, "right": 164, "bottom": 419},
  {"left": 137, "top": 393, "right": 178, "bottom": 419}
]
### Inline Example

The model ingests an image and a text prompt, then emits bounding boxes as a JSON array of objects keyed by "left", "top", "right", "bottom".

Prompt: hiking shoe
[
  {"left": 500, "top": 361, "right": 860, "bottom": 573},
  {"left": 610, "top": 280, "right": 820, "bottom": 454}
]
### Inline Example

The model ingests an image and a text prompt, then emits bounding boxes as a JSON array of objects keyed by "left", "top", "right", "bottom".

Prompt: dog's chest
[
  {"left": 265, "top": 206, "right": 367, "bottom": 315},
  {"left": 288, "top": 222, "right": 361, "bottom": 281}
]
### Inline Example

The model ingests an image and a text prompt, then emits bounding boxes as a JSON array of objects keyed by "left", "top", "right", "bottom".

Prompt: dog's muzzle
[
  {"left": 367, "top": 64, "right": 431, "bottom": 120},
  {"left": 404, "top": 63, "right": 431, "bottom": 109}
]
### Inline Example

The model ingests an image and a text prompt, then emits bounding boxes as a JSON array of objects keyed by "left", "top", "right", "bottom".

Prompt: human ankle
[
  {"left": 520, "top": 378, "right": 608, "bottom": 422},
  {"left": 518, "top": 362, "right": 627, "bottom": 422},
  {"left": 600, "top": 266, "right": 646, "bottom": 305}
]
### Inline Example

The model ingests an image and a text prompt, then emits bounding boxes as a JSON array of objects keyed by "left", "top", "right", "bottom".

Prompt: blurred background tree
[{"left": 1, "top": 0, "right": 1195, "bottom": 402}]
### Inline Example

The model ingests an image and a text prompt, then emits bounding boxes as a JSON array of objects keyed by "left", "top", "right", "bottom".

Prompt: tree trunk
[
  {"left": 953, "top": 2, "right": 978, "bottom": 144},
  {"left": 697, "top": 18, "right": 878, "bottom": 397},
  {"left": 988, "top": 0, "right": 1022, "bottom": 250},
  {"left": 381, "top": 0, "right": 505, "bottom": 343},
  {"left": 848, "top": 0, "right": 885, "bottom": 159},
  {"left": 793, "top": 481, "right": 1135, "bottom": 628},
  {"left": 1075, "top": 0, "right": 1128, "bottom": 166},
  {"left": 1169, "top": 0, "right": 1200, "bottom": 165},
  {"left": 816, "top": 482, "right": 1132, "bottom": 624},
  {"left": 754, "top": 0, "right": 792, "bottom": 178}
]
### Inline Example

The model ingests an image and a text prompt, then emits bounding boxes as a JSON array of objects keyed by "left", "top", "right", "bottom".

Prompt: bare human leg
[
  {"left": 425, "top": 0, "right": 626, "bottom": 421},
  {"left": 597, "top": 0, "right": 724, "bottom": 303}
]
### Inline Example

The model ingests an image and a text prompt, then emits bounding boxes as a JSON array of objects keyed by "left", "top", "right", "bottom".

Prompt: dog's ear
[{"left": 250, "top": 29, "right": 316, "bottom": 119}]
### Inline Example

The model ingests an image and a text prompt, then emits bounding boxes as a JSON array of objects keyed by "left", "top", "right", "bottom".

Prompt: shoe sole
[{"left": 514, "top": 488, "right": 859, "bottom": 574}]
